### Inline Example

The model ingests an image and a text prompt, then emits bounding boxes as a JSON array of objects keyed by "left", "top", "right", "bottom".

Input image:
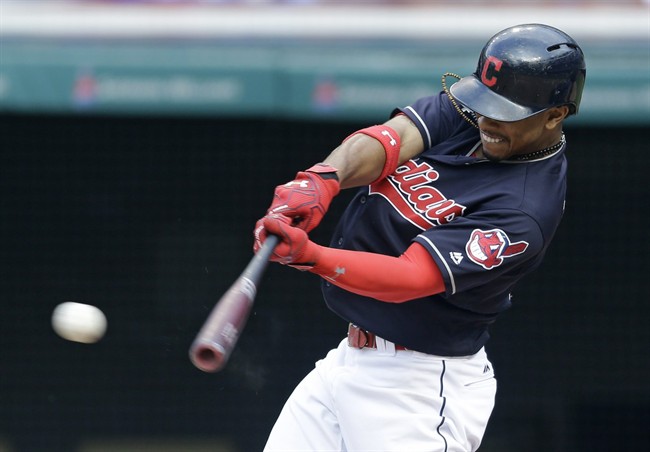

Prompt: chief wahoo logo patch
[{"left": 466, "top": 228, "right": 529, "bottom": 270}]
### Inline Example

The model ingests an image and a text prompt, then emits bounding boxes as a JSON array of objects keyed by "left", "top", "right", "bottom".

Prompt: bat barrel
[
  {"left": 189, "top": 339, "right": 227, "bottom": 373},
  {"left": 188, "top": 235, "right": 279, "bottom": 373}
]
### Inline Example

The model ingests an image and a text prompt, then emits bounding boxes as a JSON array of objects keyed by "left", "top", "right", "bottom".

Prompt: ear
[{"left": 545, "top": 106, "right": 570, "bottom": 129}]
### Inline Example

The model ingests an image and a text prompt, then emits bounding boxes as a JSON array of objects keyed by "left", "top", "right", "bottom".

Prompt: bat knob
[{"left": 189, "top": 340, "right": 228, "bottom": 373}]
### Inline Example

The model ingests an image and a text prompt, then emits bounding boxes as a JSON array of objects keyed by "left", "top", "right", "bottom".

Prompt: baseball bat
[{"left": 189, "top": 235, "right": 279, "bottom": 373}]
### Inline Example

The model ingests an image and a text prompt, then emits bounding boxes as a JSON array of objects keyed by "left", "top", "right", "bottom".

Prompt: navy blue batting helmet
[{"left": 450, "top": 24, "right": 586, "bottom": 122}]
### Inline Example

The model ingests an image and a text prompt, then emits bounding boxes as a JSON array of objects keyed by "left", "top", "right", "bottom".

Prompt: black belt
[{"left": 347, "top": 324, "right": 408, "bottom": 350}]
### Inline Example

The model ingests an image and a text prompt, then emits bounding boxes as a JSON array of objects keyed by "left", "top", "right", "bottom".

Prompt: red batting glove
[
  {"left": 261, "top": 214, "right": 321, "bottom": 270},
  {"left": 266, "top": 163, "right": 340, "bottom": 233}
]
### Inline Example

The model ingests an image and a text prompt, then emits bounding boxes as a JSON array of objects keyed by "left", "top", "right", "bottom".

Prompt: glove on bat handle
[{"left": 189, "top": 235, "right": 279, "bottom": 373}]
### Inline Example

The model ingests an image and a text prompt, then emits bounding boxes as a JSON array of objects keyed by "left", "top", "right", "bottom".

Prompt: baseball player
[{"left": 254, "top": 24, "right": 586, "bottom": 451}]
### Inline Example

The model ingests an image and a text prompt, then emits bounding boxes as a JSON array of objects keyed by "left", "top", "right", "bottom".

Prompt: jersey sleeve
[
  {"left": 392, "top": 91, "right": 466, "bottom": 150},
  {"left": 413, "top": 209, "right": 546, "bottom": 301}
]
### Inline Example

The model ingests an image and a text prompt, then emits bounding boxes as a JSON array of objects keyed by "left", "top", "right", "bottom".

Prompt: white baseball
[{"left": 52, "top": 302, "right": 107, "bottom": 344}]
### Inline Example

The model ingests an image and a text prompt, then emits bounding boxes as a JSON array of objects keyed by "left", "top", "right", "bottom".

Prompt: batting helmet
[{"left": 449, "top": 24, "right": 586, "bottom": 122}]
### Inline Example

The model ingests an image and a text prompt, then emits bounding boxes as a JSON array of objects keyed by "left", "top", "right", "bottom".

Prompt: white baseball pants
[{"left": 264, "top": 338, "right": 496, "bottom": 452}]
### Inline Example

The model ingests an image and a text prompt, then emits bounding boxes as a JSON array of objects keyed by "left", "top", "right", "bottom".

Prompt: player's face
[{"left": 476, "top": 107, "right": 567, "bottom": 161}]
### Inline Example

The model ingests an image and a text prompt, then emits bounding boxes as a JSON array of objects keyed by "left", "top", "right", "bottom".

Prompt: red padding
[{"left": 344, "top": 125, "right": 401, "bottom": 183}]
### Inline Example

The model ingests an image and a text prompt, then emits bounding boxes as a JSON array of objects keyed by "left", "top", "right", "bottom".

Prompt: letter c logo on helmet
[{"left": 480, "top": 56, "right": 503, "bottom": 87}]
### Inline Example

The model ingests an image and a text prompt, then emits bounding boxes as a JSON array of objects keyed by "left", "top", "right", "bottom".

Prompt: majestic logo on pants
[
  {"left": 466, "top": 228, "right": 529, "bottom": 269},
  {"left": 370, "top": 160, "right": 466, "bottom": 230}
]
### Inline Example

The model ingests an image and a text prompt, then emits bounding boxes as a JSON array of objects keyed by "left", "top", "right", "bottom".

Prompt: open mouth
[
  {"left": 480, "top": 130, "right": 505, "bottom": 144},
  {"left": 468, "top": 235, "right": 490, "bottom": 261}
]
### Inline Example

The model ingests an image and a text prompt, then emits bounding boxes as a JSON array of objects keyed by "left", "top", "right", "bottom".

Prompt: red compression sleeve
[{"left": 308, "top": 242, "right": 445, "bottom": 303}]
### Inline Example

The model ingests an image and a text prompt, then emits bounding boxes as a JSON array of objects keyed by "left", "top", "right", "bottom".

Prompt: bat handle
[{"left": 243, "top": 234, "right": 279, "bottom": 283}]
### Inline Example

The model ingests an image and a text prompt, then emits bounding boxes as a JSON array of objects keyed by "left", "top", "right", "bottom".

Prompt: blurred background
[{"left": 1, "top": 1, "right": 648, "bottom": 451}]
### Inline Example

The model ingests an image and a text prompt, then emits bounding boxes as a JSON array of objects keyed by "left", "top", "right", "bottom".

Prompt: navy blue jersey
[{"left": 322, "top": 92, "right": 567, "bottom": 356}]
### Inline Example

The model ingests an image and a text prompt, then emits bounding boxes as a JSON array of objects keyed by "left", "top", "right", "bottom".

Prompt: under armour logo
[
  {"left": 326, "top": 266, "right": 346, "bottom": 281},
  {"left": 381, "top": 130, "right": 397, "bottom": 147},
  {"left": 285, "top": 180, "right": 309, "bottom": 188}
]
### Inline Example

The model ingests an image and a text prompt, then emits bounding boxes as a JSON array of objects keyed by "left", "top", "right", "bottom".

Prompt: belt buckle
[{"left": 348, "top": 324, "right": 368, "bottom": 349}]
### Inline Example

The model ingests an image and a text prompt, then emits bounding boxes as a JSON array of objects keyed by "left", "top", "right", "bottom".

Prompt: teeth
[
  {"left": 481, "top": 131, "right": 504, "bottom": 143},
  {"left": 469, "top": 237, "right": 488, "bottom": 260}
]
